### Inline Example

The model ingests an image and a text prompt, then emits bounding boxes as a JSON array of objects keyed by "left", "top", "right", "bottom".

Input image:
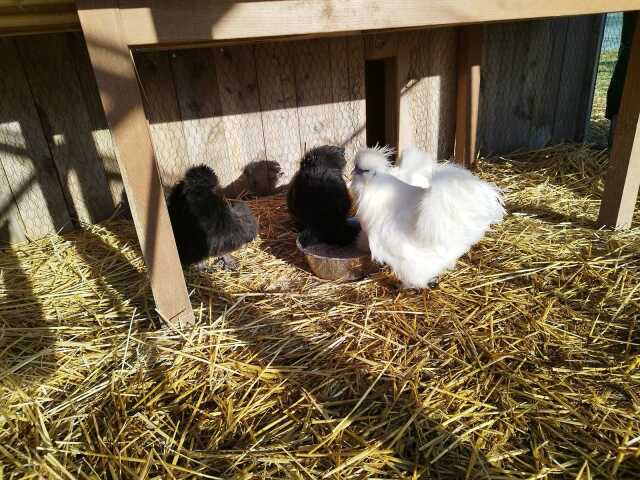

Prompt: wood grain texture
[
  {"left": 498, "top": 22, "right": 532, "bottom": 153},
  {"left": 399, "top": 31, "right": 424, "bottom": 154},
  {"left": 77, "top": 0, "right": 194, "bottom": 326},
  {"left": 293, "top": 39, "right": 336, "bottom": 152},
  {"left": 428, "top": 28, "right": 457, "bottom": 160},
  {"left": 455, "top": 25, "right": 482, "bottom": 167},
  {"left": 213, "top": 44, "right": 269, "bottom": 195},
  {"left": 553, "top": 15, "right": 604, "bottom": 143},
  {"left": 397, "top": 29, "right": 457, "bottom": 160},
  {"left": 170, "top": 48, "right": 229, "bottom": 176},
  {"left": 480, "top": 20, "right": 549, "bottom": 154},
  {"left": 69, "top": 31, "right": 123, "bottom": 205},
  {"left": 527, "top": 19, "right": 568, "bottom": 147},
  {"left": 3, "top": 0, "right": 636, "bottom": 39},
  {"left": 479, "top": 16, "right": 602, "bottom": 155},
  {"left": 329, "top": 37, "right": 358, "bottom": 168},
  {"left": 135, "top": 50, "right": 191, "bottom": 187},
  {"left": 364, "top": 32, "right": 399, "bottom": 61},
  {"left": 598, "top": 21, "right": 640, "bottom": 229},
  {"left": 477, "top": 23, "right": 506, "bottom": 153},
  {"left": 346, "top": 36, "right": 367, "bottom": 163},
  {"left": 254, "top": 41, "right": 301, "bottom": 186},
  {"left": 18, "top": 33, "right": 114, "bottom": 223},
  {"left": 0, "top": 37, "right": 70, "bottom": 239},
  {"left": 112, "top": 0, "right": 640, "bottom": 46},
  {"left": 0, "top": 161, "right": 27, "bottom": 243}
]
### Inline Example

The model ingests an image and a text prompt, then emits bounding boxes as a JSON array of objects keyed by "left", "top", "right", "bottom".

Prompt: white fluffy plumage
[{"left": 351, "top": 147, "right": 505, "bottom": 288}]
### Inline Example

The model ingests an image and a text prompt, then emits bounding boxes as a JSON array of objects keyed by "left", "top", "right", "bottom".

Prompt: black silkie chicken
[
  {"left": 287, "top": 145, "right": 360, "bottom": 247},
  {"left": 168, "top": 165, "right": 258, "bottom": 270}
]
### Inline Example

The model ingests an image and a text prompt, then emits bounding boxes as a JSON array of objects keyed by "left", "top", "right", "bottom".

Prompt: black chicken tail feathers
[
  {"left": 300, "top": 145, "right": 347, "bottom": 171},
  {"left": 184, "top": 164, "right": 219, "bottom": 190}
]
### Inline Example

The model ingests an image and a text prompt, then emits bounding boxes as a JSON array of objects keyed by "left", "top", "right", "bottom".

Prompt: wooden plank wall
[
  {"left": 0, "top": 18, "right": 602, "bottom": 243},
  {"left": 478, "top": 15, "right": 604, "bottom": 155}
]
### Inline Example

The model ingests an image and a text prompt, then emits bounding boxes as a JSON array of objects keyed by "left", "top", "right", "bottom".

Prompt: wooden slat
[
  {"left": 397, "top": 29, "right": 456, "bottom": 159},
  {"left": 477, "top": 23, "right": 508, "bottom": 154},
  {"left": 113, "top": 0, "right": 640, "bottom": 47},
  {"left": 553, "top": 15, "right": 604, "bottom": 142},
  {"left": 19, "top": 33, "right": 114, "bottom": 223},
  {"left": 69, "top": 31, "right": 123, "bottom": 206},
  {"left": 0, "top": 162, "right": 27, "bottom": 243},
  {"left": 454, "top": 25, "right": 483, "bottom": 167},
  {"left": 396, "top": 31, "right": 419, "bottom": 154},
  {"left": 427, "top": 27, "right": 457, "bottom": 159},
  {"left": 77, "top": 0, "right": 194, "bottom": 326},
  {"left": 330, "top": 37, "right": 359, "bottom": 168},
  {"left": 478, "top": 21, "right": 534, "bottom": 154},
  {"left": 0, "top": 37, "right": 71, "bottom": 239},
  {"left": 135, "top": 50, "right": 191, "bottom": 187},
  {"left": 254, "top": 41, "right": 301, "bottom": 186},
  {"left": 3, "top": 0, "right": 639, "bottom": 40},
  {"left": 478, "top": 17, "right": 602, "bottom": 155},
  {"left": 213, "top": 44, "right": 269, "bottom": 195},
  {"left": 527, "top": 19, "right": 568, "bottom": 147},
  {"left": 417, "top": 30, "right": 440, "bottom": 156},
  {"left": 170, "top": 48, "right": 229, "bottom": 177},
  {"left": 364, "top": 32, "right": 398, "bottom": 61},
  {"left": 293, "top": 39, "right": 336, "bottom": 151},
  {"left": 598, "top": 20, "right": 640, "bottom": 229},
  {"left": 499, "top": 22, "right": 532, "bottom": 153},
  {"left": 346, "top": 36, "right": 367, "bottom": 161}
]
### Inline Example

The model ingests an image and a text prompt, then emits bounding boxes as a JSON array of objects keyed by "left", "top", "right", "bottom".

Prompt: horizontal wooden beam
[
  {"left": 4, "top": 0, "right": 640, "bottom": 40},
  {"left": 111, "top": 0, "right": 640, "bottom": 46},
  {"left": 0, "top": 1, "right": 78, "bottom": 36}
]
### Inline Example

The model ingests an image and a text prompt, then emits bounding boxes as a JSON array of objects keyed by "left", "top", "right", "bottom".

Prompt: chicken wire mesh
[{"left": 586, "top": 13, "right": 623, "bottom": 146}]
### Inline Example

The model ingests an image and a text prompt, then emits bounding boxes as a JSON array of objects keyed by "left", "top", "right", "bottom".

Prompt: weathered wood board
[
  {"left": 0, "top": 20, "right": 605, "bottom": 240},
  {"left": 0, "top": 37, "right": 71, "bottom": 240},
  {"left": 18, "top": 33, "right": 114, "bottom": 224},
  {"left": 134, "top": 50, "right": 191, "bottom": 188},
  {"left": 170, "top": 47, "right": 229, "bottom": 181},
  {"left": 479, "top": 15, "right": 604, "bottom": 155}
]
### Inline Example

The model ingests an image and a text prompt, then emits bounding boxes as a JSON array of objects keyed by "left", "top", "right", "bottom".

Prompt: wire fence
[
  {"left": 586, "top": 13, "right": 622, "bottom": 146},
  {"left": 601, "top": 13, "right": 623, "bottom": 53}
]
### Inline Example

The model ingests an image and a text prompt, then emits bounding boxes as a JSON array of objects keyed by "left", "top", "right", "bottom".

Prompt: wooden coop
[{"left": 1, "top": 1, "right": 639, "bottom": 327}]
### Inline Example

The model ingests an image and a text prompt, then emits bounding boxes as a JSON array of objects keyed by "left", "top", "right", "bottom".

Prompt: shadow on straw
[{"left": 0, "top": 222, "right": 53, "bottom": 388}]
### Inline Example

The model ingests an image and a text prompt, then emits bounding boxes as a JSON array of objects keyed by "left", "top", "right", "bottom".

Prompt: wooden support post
[
  {"left": 598, "top": 18, "right": 640, "bottom": 229},
  {"left": 455, "top": 25, "right": 483, "bottom": 168},
  {"left": 77, "top": 1, "right": 194, "bottom": 326}
]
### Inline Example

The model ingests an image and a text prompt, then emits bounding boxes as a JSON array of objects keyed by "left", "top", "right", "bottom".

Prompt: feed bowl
[{"left": 296, "top": 219, "right": 376, "bottom": 282}]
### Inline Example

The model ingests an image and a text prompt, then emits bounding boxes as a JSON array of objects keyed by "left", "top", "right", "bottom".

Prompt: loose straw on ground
[{"left": 1, "top": 144, "right": 639, "bottom": 479}]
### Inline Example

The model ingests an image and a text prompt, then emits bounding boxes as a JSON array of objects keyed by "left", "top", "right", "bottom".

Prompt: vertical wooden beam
[
  {"left": 76, "top": 1, "right": 194, "bottom": 326},
  {"left": 455, "top": 25, "right": 483, "bottom": 168},
  {"left": 598, "top": 18, "right": 640, "bottom": 229}
]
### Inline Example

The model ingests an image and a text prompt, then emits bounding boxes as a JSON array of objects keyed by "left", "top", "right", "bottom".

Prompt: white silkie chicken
[{"left": 351, "top": 146, "right": 505, "bottom": 288}]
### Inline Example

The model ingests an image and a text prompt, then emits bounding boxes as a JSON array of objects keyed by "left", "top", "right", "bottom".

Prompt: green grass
[{"left": 586, "top": 51, "right": 617, "bottom": 146}]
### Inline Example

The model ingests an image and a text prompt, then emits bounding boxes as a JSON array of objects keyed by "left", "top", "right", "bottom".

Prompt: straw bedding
[{"left": 1, "top": 145, "right": 639, "bottom": 479}]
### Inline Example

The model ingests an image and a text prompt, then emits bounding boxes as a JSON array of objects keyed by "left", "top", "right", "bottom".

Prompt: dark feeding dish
[{"left": 296, "top": 218, "right": 377, "bottom": 282}]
